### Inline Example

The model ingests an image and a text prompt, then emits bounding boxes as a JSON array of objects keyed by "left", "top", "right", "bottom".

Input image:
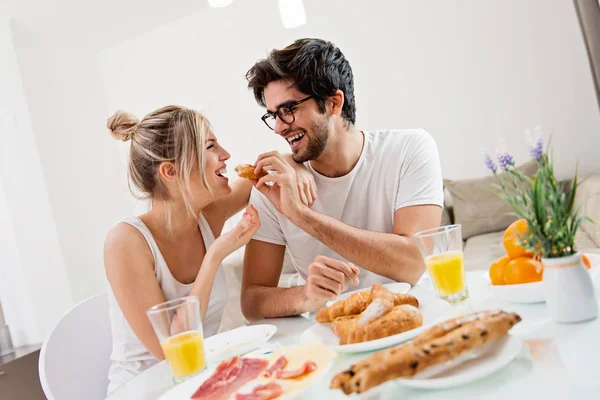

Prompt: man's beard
[{"left": 292, "top": 118, "right": 329, "bottom": 163}]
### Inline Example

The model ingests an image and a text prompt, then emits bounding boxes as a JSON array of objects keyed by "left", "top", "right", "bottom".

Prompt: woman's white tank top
[{"left": 106, "top": 213, "right": 228, "bottom": 394}]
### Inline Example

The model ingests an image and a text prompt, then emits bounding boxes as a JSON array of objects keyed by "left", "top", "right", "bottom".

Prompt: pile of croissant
[{"left": 316, "top": 283, "right": 422, "bottom": 345}]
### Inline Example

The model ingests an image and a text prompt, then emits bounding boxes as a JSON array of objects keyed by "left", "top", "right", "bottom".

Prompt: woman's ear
[
  {"left": 159, "top": 162, "right": 177, "bottom": 182},
  {"left": 327, "top": 89, "right": 345, "bottom": 117}
]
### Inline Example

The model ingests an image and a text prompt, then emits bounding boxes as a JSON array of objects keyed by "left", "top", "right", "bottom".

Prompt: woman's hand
[
  {"left": 211, "top": 205, "right": 260, "bottom": 261},
  {"left": 281, "top": 153, "right": 317, "bottom": 207}
]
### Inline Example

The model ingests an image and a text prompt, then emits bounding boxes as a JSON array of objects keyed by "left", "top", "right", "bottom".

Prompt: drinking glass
[
  {"left": 413, "top": 224, "right": 469, "bottom": 304},
  {"left": 147, "top": 296, "right": 206, "bottom": 382}
]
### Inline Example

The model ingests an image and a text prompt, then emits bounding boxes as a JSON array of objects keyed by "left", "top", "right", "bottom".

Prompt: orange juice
[
  {"left": 161, "top": 331, "right": 206, "bottom": 378},
  {"left": 425, "top": 251, "right": 466, "bottom": 298}
]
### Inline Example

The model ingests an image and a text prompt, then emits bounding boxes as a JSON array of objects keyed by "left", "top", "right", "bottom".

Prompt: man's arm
[
  {"left": 240, "top": 239, "right": 306, "bottom": 321},
  {"left": 288, "top": 204, "right": 442, "bottom": 285},
  {"left": 241, "top": 238, "right": 360, "bottom": 320}
]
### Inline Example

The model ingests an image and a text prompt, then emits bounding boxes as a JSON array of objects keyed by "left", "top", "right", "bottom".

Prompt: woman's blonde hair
[{"left": 107, "top": 105, "right": 212, "bottom": 224}]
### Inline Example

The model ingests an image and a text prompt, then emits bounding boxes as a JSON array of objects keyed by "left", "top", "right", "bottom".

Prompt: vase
[{"left": 542, "top": 252, "right": 598, "bottom": 323}]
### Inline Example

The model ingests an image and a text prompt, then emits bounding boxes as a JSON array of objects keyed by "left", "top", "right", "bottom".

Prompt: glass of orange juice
[
  {"left": 146, "top": 296, "right": 206, "bottom": 382},
  {"left": 413, "top": 224, "right": 469, "bottom": 304}
]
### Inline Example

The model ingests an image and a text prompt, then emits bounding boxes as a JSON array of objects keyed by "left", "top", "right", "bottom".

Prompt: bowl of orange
[{"left": 487, "top": 220, "right": 597, "bottom": 303}]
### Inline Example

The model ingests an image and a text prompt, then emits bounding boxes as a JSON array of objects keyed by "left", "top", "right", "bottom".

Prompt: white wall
[
  {"left": 7, "top": 0, "right": 600, "bottom": 321},
  {"left": 13, "top": 27, "right": 137, "bottom": 303},
  {"left": 0, "top": 17, "right": 73, "bottom": 346},
  {"left": 96, "top": 0, "right": 600, "bottom": 180}
]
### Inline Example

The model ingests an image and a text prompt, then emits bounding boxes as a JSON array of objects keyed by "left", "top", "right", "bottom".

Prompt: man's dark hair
[{"left": 246, "top": 38, "right": 356, "bottom": 126}]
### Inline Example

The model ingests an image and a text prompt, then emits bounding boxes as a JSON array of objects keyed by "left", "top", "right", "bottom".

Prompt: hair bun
[{"left": 107, "top": 110, "right": 139, "bottom": 142}]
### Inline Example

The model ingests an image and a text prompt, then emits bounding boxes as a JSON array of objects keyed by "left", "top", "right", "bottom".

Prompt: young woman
[{"left": 104, "top": 105, "right": 315, "bottom": 393}]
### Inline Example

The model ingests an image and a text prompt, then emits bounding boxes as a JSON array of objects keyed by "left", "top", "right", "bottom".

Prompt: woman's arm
[
  {"left": 188, "top": 205, "right": 260, "bottom": 318},
  {"left": 104, "top": 223, "right": 168, "bottom": 360},
  {"left": 203, "top": 178, "right": 252, "bottom": 237},
  {"left": 105, "top": 209, "right": 259, "bottom": 359}
]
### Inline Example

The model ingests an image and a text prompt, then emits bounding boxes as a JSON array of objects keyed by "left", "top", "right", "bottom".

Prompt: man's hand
[
  {"left": 302, "top": 255, "right": 360, "bottom": 312},
  {"left": 253, "top": 151, "right": 306, "bottom": 218}
]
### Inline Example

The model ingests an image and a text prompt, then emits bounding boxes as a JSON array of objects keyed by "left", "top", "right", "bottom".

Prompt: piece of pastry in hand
[
  {"left": 332, "top": 304, "right": 422, "bottom": 345},
  {"left": 330, "top": 310, "right": 521, "bottom": 394},
  {"left": 234, "top": 164, "right": 268, "bottom": 180},
  {"left": 315, "top": 284, "right": 419, "bottom": 323}
]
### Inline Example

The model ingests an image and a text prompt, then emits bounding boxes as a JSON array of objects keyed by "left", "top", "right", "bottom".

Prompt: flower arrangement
[{"left": 484, "top": 132, "right": 593, "bottom": 259}]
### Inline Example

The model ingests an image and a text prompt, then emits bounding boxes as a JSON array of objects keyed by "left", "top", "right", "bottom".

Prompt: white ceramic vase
[{"left": 542, "top": 252, "right": 598, "bottom": 323}]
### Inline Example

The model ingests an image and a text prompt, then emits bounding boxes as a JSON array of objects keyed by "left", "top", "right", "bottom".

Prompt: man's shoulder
[
  {"left": 366, "top": 128, "right": 433, "bottom": 148},
  {"left": 364, "top": 129, "right": 435, "bottom": 158}
]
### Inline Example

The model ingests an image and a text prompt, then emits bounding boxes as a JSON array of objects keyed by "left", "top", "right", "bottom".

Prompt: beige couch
[{"left": 443, "top": 168, "right": 600, "bottom": 272}]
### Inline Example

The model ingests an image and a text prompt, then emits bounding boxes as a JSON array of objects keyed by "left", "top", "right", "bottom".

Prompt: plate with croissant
[
  {"left": 300, "top": 283, "right": 453, "bottom": 353},
  {"left": 331, "top": 310, "right": 523, "bottom": 393}
]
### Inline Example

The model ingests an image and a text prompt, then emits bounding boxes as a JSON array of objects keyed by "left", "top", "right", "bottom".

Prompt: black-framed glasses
[{"left": 260, "top": 95, "right": 313, "bottom": 130}]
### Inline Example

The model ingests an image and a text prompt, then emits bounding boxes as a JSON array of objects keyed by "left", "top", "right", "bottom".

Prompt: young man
[{"left": 241, "top": 38, "right": 443, "bottom": 320}]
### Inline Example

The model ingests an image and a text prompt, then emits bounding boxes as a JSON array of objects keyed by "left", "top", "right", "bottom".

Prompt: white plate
[
  {"left": 325, "top": 282, "right": 411, "bottom": 307},
  {"left": 204, "top": 324, "right": 277, "bottom": 362},
  {"left": 300, "top": 286, "right": 453, "bottom": 353},
  {"left": 395, "top": 334, "right": 523, "bottom": 389},
  {"left": 486, "top": 252, "right": 600, "bottom": 304},
  {"left": 159, "top": 344, "right": 334, "bottom": 400}
]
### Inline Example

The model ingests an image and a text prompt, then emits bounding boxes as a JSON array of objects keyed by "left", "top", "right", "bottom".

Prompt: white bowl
[
  {"left": 486, "top": 252, "right": 599, "bottom": 303},
  {"left": 487, "top": 279, "right": 545, "bottom": 303}
]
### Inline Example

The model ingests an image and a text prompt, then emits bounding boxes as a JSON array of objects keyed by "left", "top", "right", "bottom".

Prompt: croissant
[
  {"left": 332, "top": 304, "right": 423, "bottom": 345},
  {"left": 234, "top": 164, "right": 268, "bottom": 180},
  {"left": 316, "top": 284, "right": 418, "bottom": 323},
  {"left": 331, "top": 310, "right": 521, "bottom": 394}
]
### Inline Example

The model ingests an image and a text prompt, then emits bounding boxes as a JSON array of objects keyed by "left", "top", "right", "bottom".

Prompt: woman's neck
[{"left": 142, "top": 199, "right": 204, "bottom": 242}]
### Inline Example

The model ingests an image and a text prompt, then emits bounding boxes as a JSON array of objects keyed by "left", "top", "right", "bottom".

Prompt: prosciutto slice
[
  {"left": 274, "top": 361, "right": 317, "bottom": 379},
  {"left": 262, "top": 356, "right": 288, "bottom": 378},
  {"left": 191, "top": 356, "right": 268, "bottom": 400},
  {"left": 235, "top": 382, "right": 284, "bottom": 400}
]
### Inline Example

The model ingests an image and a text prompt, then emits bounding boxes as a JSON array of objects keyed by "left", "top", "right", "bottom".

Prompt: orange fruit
[
  {"left": 504, "top": 219, "right": 534, "bottom": 258},
  {"left": 489, "top": 255, "right": 511, "bottom": 285},
  {"left": 582, "top": 254, "right": 591, "bottom": 270},
  {"left": 504, "top": 257, "right": 543, "bottom": 284}
]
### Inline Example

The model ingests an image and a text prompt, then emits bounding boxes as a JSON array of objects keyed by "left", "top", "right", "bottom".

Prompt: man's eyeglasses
[{"left": 261, "top": 95, "right": 313, "bottom": 130}]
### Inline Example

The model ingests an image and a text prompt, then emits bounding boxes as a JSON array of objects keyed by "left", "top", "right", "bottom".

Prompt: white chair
[{"left": 39, "top": 292, "right": 112, "bottom": 400}]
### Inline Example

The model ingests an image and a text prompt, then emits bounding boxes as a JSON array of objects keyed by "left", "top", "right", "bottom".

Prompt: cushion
[
  {"left": 440, "top": 206, "right": 453, "bottom": 226},
  {"left": 463, "top": 231, "right": 506, "bottom": 271},
  {"left": 444, "top": 160, "right": 538, "bottom": 239},
  {"left": 575, "top": 173, "right": 600, "bottom": 247}
]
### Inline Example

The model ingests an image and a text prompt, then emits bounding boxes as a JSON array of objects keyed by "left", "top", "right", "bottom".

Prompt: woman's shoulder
[{"left": 104, "top": 220, "right": 153, "bottom": 264}]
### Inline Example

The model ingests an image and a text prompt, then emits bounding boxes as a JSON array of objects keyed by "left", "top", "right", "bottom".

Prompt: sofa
[
  {"left": 218, "top": 167, "right": 600, "bottom": 332},
  {"left": 443, "top": 164, "right": 600, "bottom": 272}
]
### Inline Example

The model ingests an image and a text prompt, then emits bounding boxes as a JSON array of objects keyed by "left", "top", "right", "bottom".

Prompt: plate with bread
[
  {"left": 331, "top": 309, "right": 523, "bottom": 394},
  {"left": 300, "top": 283, "right": 453, "bottom": 353}
]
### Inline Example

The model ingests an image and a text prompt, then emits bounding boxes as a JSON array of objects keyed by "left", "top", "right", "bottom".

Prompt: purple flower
[
  {"left": 497, "top": 152, "right": 515, "bottom": 171},
  {"left": 484, "top": 154, "right": 497, "bottom": 173},
  {"left": 529, "top": 137, "right": 544, "bottom": 160}
]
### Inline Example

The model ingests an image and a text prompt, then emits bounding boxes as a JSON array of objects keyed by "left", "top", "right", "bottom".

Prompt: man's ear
[
  {"left": 159, "top": 162, "right": 177, "bottom": 182},
  {"left": 327, "top": 89, "right": 345, "bottom": 117}
]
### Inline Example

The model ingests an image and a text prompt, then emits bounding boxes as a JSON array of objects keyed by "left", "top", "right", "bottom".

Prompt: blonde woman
[{"left": 104, "top": 105, "right": 316, "bottom": 393}]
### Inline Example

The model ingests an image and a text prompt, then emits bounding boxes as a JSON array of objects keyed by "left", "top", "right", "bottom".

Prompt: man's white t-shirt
[{"left": 249, "top": 129, "right": 444, "bottom": 290}]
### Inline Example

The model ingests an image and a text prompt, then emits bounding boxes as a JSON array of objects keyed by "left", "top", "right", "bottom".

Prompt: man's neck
[{"left": 310, "top": 126, "right": 364, "bottom": 178}]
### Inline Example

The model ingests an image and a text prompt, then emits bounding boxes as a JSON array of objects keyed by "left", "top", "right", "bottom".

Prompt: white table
[{"left": 106, "top": 272, "right": 600, "bottom": 400}]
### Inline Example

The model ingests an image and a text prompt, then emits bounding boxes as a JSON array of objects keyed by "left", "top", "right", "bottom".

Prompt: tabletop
[{"left": 106, "top": 271, "right": 600, "bottom": 400}]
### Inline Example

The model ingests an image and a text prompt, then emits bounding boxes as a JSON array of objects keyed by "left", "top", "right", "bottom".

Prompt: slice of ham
[
  {"left": 274, "top": 361, "right": 317, "bottom": 379},
  {"left": 191, "top": 356, "right": 268, "bottom": 400},
  {"left": 235, "top": 382, "right": 284, "bottom": 400},
  {"left": 262, "top": 356, "right": 288, "bottom": 378}
]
